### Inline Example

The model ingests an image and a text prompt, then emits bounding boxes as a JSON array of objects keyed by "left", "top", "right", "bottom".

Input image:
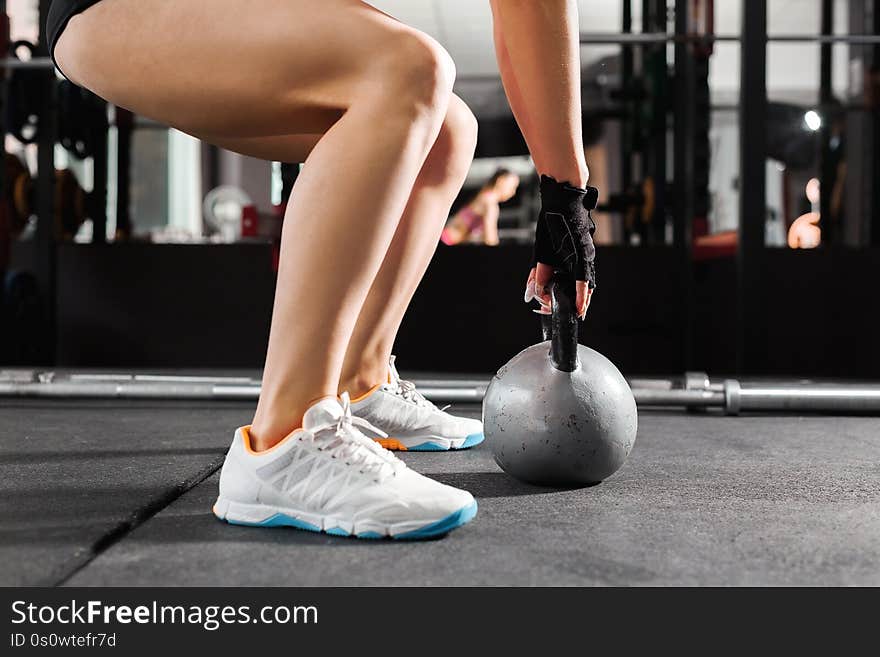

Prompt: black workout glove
[{"left": 533, "top": 175, "right": 600, "bottom": 289}]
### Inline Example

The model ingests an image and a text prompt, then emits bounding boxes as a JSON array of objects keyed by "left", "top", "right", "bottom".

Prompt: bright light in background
[{"left": 804, "top": 110, "right": 822, "bottom": 132}]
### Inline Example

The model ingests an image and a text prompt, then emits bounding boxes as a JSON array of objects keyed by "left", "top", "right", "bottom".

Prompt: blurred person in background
[{"left": 441, "top": 168, "right": 520, "bottom": 245}]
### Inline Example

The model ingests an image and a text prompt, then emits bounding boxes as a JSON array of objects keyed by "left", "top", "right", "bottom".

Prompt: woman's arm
[
  {"left": 489, "top": 0, "right": 588, "bottom": 187},
  {"left": 490, "top": 0, "right": 592, "bottom": 317},
  {"left": 482, "top": 203, "right": 500, "bottom": 246},
  {"left": 442, "top": 213, "right": 467, "bottom": 245}
]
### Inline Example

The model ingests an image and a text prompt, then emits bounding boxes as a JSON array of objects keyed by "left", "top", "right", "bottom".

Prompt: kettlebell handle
[{"left": 539, "top": 270, "right": 579, "bottom": 373}]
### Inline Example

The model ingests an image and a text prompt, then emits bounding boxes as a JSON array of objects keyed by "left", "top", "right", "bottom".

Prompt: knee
[
  {"left": 443, "top": 96, "right": 478, "bottom": 165},
  {"left": 376, "top": 31, "right": 456, "bottom": 120},
  {"left": 421, "top": 95, "right": 478, "bottom": 188}
]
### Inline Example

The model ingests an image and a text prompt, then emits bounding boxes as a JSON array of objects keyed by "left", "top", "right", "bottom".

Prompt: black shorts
[{"left": 46, "top": 0, "right": 103, "bottom": 67}]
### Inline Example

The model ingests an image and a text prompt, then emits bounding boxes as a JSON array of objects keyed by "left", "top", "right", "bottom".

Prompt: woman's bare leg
[
  {"left": 203, "top": 97, "right": 477, "bottom": 398},
  {"left": 56, "top": 0, "right": 456, "bottom": 449},
  {"left": 202, "top": 134, "right": 323, "bottom": 163},
  {"left": 338, "top": 96, "right": 477, "bottom": 395}
]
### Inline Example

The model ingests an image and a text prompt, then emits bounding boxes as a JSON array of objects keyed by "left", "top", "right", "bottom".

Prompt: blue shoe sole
[
  {"left": 220, "top": 501, "right": 478, "bottom": 540},
  {"left": 394, "top": 501, "right": 478, "bottom": 539},
  {"left": 407, "top": 432, "right": 485, "bottom": 452},
  {"left": 459, "top": 432, "right": 485, "bottom": 449}
]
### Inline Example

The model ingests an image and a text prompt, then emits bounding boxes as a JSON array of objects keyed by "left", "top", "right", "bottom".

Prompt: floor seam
[{"left": 47, "top": 453, "right": 226, "bottom": 587}]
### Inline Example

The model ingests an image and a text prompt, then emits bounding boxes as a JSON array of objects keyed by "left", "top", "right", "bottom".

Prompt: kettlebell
[{"left": 482, "top": 272, "right": 637, "bottom": 486}]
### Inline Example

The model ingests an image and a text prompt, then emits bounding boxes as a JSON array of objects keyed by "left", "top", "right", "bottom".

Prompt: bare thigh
[
  {"left": 202, "top": 134, "right": 322, "bottom": 163},
  {"left": 198, "top": 90, "right": 471, "bottom": 162},
  {"left": 55, "top": 0, "right": 424, "bottom": 138}
]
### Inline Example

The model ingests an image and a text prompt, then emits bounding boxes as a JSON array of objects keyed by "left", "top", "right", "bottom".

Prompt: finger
[
  {"left": 535, "top": 262, "right": 554, "bottom": 306},
  {"left": 582, "top": 288, "right": 593, "bottom": 319},
  {"left": 523, "top": 268, "right": 537, "bottom": 303},
  {"left": 576, "top": 280, "right": 589, "bottom": 319}
]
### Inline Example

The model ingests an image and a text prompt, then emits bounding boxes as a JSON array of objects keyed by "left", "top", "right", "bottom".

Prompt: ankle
[
  {"left": 250, "top": 400, "right": 307, "bottom": 452},
  {"left": 247, "top": 420, "right": 291, "bottom": 452},
  {"left": 339, "top": 369, "right": 387, "bottom": 400}
]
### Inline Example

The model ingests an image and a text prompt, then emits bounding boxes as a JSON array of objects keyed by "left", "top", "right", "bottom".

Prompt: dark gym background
[{"left": 2, "top": 0, "right": 879, "bottom": 379}]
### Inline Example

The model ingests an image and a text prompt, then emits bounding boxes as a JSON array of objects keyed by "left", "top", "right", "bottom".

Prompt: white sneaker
[
  {"left": 350, "top": 356, "right": 484, "bottom": 451},
  {"left": 213, "top": 393, "right": 477, "bottom": 539}
]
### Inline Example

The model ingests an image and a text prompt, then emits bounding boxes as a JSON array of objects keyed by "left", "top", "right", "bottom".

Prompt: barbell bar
[
  {"left": 1, "top": 57, "right": 55, "bottom": 69},
  {"left": 3, "top": 370, "right": 880, "bottom": 415}
]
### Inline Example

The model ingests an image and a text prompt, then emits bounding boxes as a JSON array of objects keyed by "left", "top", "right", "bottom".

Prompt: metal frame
[
  {"left": 818, "top": 0, "right": 835, "bottom": 244},
  {"left": 873, "top": 0, "right": 880, "bottom": 247},
  {"left": 32, "top": 0, "right": 58, "bottom": 364},
  {"left": 580, "top": 33, "right": 880, "bottom": 45},
  {"left": 90, "top": 103, "right": 109, "bottom": 244},
  {"left": 643, "top": 0, "right": 667, "bottom": 245},
  {"left": 620, "top": 0, "right": 634, "bottom": 243},
  {"left": 1, "top": 1, "right": 7, "bottom": 240},
  {"left": 673, "top": 0, "right": 696, "bottom": 370},
  {"left": 3, "top": 370, "right": 880, "bottom": 415},
  {"left": 114, "top": 107, "right": 134, "bottom": 238},
  {"left": 737, "top": 1, "right": 767, "bottom": 375}
]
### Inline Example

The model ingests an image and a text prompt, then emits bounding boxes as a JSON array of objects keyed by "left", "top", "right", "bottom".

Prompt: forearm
[
  {"left": 490, "top": 0, "right": 588, "bottom": 186},
  {"left": 483, "top": 206, "right": 500, "bottom": 245}
]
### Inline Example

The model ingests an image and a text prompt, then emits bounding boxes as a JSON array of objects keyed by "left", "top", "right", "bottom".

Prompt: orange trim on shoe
[
  {"left": 349, "top": 383, "right": 382, "bottom": 404},
  {"left": 376, "top": 438, "right": 409, "bottom": 451},
  {"left": 240, "top": 425, "right": 302, "bottom": 456}
]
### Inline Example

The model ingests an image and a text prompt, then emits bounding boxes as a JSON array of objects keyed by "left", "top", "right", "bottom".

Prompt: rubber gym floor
[{"left": 3, "top": 377, "right": 879, "bottom": 587}]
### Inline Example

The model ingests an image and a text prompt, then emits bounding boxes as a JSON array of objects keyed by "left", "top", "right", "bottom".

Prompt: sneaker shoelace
[
  {"left": 385, "top": 356, "right": 449, "bottom": 411},
  {"left": 309, "top": 392, "right": 405, "bottom": 480}
]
